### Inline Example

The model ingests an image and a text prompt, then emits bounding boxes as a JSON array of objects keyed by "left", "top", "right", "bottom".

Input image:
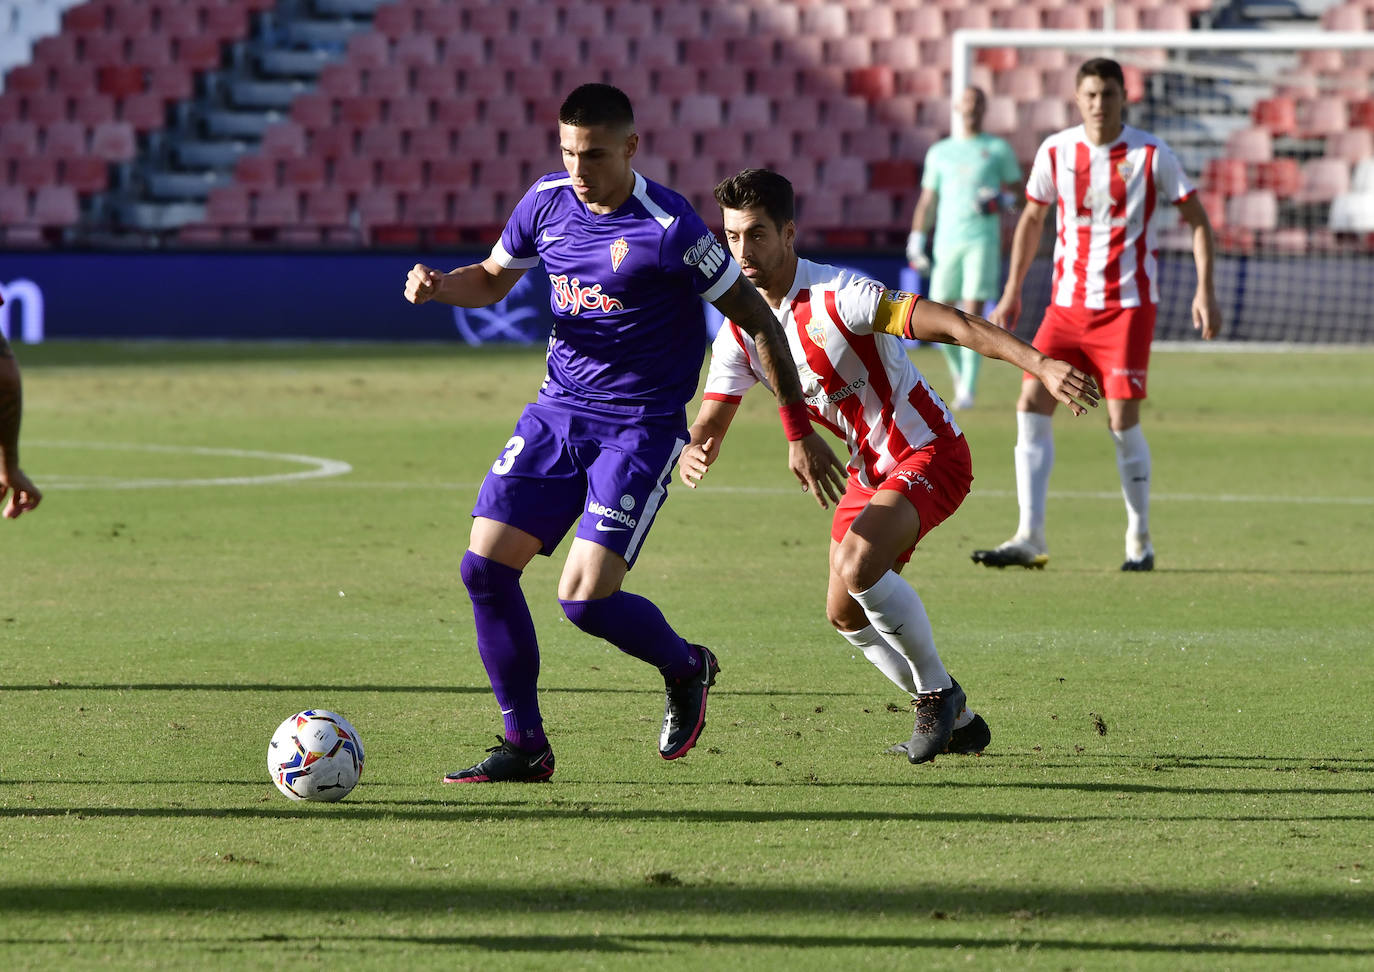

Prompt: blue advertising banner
[{"left": 0, "top": 250, "right": 906, "bottom": 346}]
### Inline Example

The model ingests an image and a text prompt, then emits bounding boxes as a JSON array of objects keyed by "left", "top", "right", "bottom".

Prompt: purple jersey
[{"left": 491, "top": 170, "right": 740, "bottom": 421}]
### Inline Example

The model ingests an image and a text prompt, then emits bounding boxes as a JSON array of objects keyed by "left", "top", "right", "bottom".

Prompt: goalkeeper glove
[{"left": 906, "top": 231, "right": 930, "bottom": 274}]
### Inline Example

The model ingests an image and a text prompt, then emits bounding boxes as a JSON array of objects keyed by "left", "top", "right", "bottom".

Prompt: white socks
[
  {"left": 1111, "top": 424, "right": 1152, "bottom": 556},
  {"left": 848, "top": 572, "right": 951, "bottom": 693},
  {"left": 838, "top": 624, "right": 918, "bottom": 695},
  {"left": 1014, "top": 411, "right": 1054, "bottom": 546}
]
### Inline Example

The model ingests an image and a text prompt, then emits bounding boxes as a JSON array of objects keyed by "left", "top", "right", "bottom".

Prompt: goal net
[{"left": 952, "top": 28, "right": 1374, "bottom": 344}]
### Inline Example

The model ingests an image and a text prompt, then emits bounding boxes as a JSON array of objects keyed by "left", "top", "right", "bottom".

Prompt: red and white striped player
[
  {"left": 681, "top": 169, "right": 1098, "bottom": 762},
  {"left": 976, "top": 58, "right": 1221, "bottom": 572}
]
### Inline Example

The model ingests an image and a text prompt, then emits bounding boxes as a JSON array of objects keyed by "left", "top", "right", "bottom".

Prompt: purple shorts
[{"left": 471, "top": 402, "right": 687, "bottom": 569}]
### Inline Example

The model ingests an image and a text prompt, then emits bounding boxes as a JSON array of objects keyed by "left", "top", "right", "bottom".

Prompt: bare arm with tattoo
[
  {"left": 0, "top": 334, "right": 41, "bottom": 518},
  {"left": 711, "top": 276, "right": 847, "bottom": 508}
]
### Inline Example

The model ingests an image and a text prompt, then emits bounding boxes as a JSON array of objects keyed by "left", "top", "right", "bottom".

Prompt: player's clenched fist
[{"left": 404, "top": 263, "right": 443, "bottom": 304}]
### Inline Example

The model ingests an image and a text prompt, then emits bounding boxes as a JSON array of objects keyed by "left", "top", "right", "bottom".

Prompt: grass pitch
[{"left": 1, "top": 341, "right": 1371, "bottom": 970}]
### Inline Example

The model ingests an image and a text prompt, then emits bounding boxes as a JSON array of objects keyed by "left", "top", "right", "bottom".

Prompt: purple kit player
[{"left": 404, "top": 84, "right": 846, "bottom": 782}]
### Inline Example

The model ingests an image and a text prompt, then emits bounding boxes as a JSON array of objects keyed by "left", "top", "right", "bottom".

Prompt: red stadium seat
[
  {"left": 1251, "top": 96, "right": 1297, "bottom": 137},
  {"left": 318, "top": 64, "right": 362, "bottom": 99},
  {"left": 997, "top": 66, "right": 1044, "bottom": 101},
  {"left": 775, "top": 35, "right": 823, "bottom": 68},
  {"left": 23, "top": 94, "right": 71, "bottom": 129},
  {"left": 1295, "top": 158, "right": 1351, "bottom": 203},
  {"left": 428, "top": 156, "right": 473, "bottom": 190},
  {"left": 1045, "top": 7, "right": 1090, "bottom": 30},
  {"left": 434, "top": 98, "right": 480, "bottom": 128},
  {"left": 309, "top": 125, "right": 354, "bottom": 160},
  {"left": 119, "top": 92, "right": 168, "bottom": 132},
  {"left": 724, "top": 94, "right": 771, "bottom": 128},
  {"left": 1202, "top": 158, "right": 1248, "bottom": 197},
  {"left": 354, "top": 187, "right": 399, "bottom": 228},
  {"left": 1225, "top": 127, "right": 1273, "bottom": 163},
  {"left": 97, "top": 65, "right": 145, "bottom": 98},
  {"left": 0, "top": 186, "right": 32, "bottom": 225},
  {"left": 44, "top": 120, "right": 88, "bottom": 157},
  {"left": 799, "top": 66, "right": 847, "bottom": 98},
  {"left": 407, "top": 126, "right": 452, "bottom": 161},
  {"left": 607, "top": 3, "right": 654, "bottom": 37},
  {"left": 260, "top": 121, "right": 307, "bottom": 159},
  {"left": 205, "top": 185, "right": 251, "bottom": 227},
  {"left": 113, "top": 2, "right": 153, "bottom": 35},
  {"left": 372, "top": 3, "right": 414, "bottom": 40},
  {"left": 451, "top": 192, "right": 503, "bottom": 230},
  {"left": 466, "top": 3, "right": 511, "bottom": 34},
  {"left": 819, "top": 157, "right": 867, "bottom": 192},
  {"left": 90, "top": 120, "right": 136, "bottom": 161},
  {"left": 490, "top": 35, "right": 536, "bottom": 69},
  {"left": 156, "top": 3, "right": 201, "bottom": 38},
  {"left": 1224, "top": 190, "right": 1277, "bottom": 230},
  {"left": 1254, "top": 158, "right": 1299, "bottom": 197},
  {"left": 338, "top": 96, "right": 382, "bottom": 128},
  {"left": 33, "top": 185, "right": 80, "bottom": 225},
  {"left": 634, "top": 36, "right": 680, "bottom": 69},
  {"left": 419, "top": 4, "right": 462, "bottom": 36},
  {"left": 302, "top": 187, "right": 350, "bottom": 227},
  {"left": 982, "top": 95, "right": 1018, "bottom": 134},
  {"left": 62, "top": 3, "right": 106, "bottom": 33},
  {"left": 365, "top": 65, "right": 409, "bottom": 100},
  {"left": 511, "top": 3, "right": 559, "bottom": 39},
  {"left": 358, "top": 124, "right": 403, "bottom": 158},
  {"left": 653, "top": 65, "right": 701, "bottom": 100},
  {"left": 869, "top": 160, "right": 920, "bottom": 191},
  {"left": 800, "top": 3, "right": 847, "bottom": 37},
  {"left": 1326, "top": 129, "right": 1374, "bottom": 163},
  {"left": 846, "top": 67, "right": 895, "bottom": 101},
  {"left": 234, "top": 154, "right": 276, "bottom": 188},
  {"left": 331, "top": 155, "right": 376, "bottom": 191},
  {"left": 393, "top": 34, "right": 438, "bottom": 68},
  {"left": 826, "top": 37, "right": 873, "bottom": 70},
  {"left": 0, "top": 121, "right": 39, "bottom": 158},
  {"left": 676, "top": 94, "right": 722, "bottom": 129},
  {"left": 798, "top": 191, "right": 843, "bottom": 227},
  {"left": 70, "top": 93, "right": 117, "bottom": 127},
  {"left": 80, "top": 32, "right": 127, "bottom": 66},
  {"left": 253, "top": 187, "right": 300, "bottom": 225},
  {"left": 62, "top": 155, "right": 109, "bottom": 193},
  {"left": 379, "top": 156, "right": 423, "bottom": 191},
  {"left": 873, "top": 95, "right": 919, "bottom": 128},
  {"left": 851, "top": 4, "right": 897, "bottom": 36},
  {"left": 1140, "top": 7, "right": 1190, "bottom": 30},
  {"left": 1351, "top": 98, "right": 1374, "bottom": 130},
  {"left": 290, "top": 92, "right": 333, "bottom": 129},
  {"left": 1299, "top": 96, "right": 1348, "bottom": 139},
  {"left": 204, "top": 4, "right": 249, "bottom": 41},
  {"left": 386, "top": 97, "right": 431, "bottom": 130},
  {"left": 54, "top": 65, "right": 99, "bottom": 98},
  {"left": 283, "top": 156, "right": 327, "bottom": 190},
  {"left": 1024, "top": 97, "right": 1070, "bottom": 134},
  {"left": 662, "top": 5, "right": 707, "bottom": 37},
  {"left": 347, "top": 33, "right": 390, "bottom": 70},
  {"left": 13, "top": 156, "right": 59, "bottom": 190},
  {"left": 175, "top": 36, "right": 223, "bottom": 72}
]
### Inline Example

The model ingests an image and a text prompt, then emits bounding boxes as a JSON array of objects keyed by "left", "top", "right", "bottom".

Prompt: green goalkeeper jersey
[{"left": 921, "top": 133, "right": 1023, "bottom": 250}]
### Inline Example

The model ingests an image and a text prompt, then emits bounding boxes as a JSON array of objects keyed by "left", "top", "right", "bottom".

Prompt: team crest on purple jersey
[
  {"left": 610, "top": 236, "right": 629, "bottom": 272},
  {"left": 490, "top": 170, "right": 741, "bottom": 419}
]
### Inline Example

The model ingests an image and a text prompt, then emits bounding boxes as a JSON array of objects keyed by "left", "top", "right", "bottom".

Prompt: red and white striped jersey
[
  {"left": 703, "top": 259, "right": 962, "bottom": 488},
  {"left": 1027, "top": 124, "right": 1195, "bottom": 310}
]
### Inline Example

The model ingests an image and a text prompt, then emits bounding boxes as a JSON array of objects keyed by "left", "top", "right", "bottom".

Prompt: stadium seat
[
  {"left": 1254, "top": 158, "right": 1299, "bottom": 197},
  {"left": 675, "top": 94, "right": 722, "bottom": 129},
  {"left": 0, "top": 186, "right": 31, "bottom": 225},
  {"left": 428, "top": 156, "right": 473, "bottom": 190},
  {"left": 996, "top": 66, "right": 1044, "bottom": 101},
  {"left": 634, "top": 35, "right": 680, "bottom": 69},
  {"left": 253, "top": 187, "right": 300, "bottom": 225},
  {"left": 653, "top": 65, "right": 701, "bottom": 99},
  {"left": 1320, "top": 4, "right": 1369, "bottom": 31},
  {"left": 995, "top": 7, "right": 1043, "bottom": 29},
  {"left": 1353, "top": 158, "right": 1374, "bottom": 194},
  {"left": 307, "top": 125, "right": 352, "bottom": 160},
  {"left": 331, "top": 155, "right": 376, "bottom": 191},
  {"left": 873, "top": 95, "right": 919, "bottom": 128},
  {"left": 233, "top": 154, "right": 275, "bottom": 188},
  {"left": 365, "top": 65, "right": 409, "bottom": 100},
  {"left": 753, "top": 4, "right": 800, "bottom": 36},
  {"left": 354, "top": 187, "right": 399, "bottom": 228},
  {"left": 0, "top": 119, "right": 39, "bottom": 158},
  {"left": 204, "top": 184, "right": 251, "bottom": 227},
  {"left": 1350, "top": 98, "right": 1374, "bottom": 131},
  {"left": 723, "top": 94, "right": 770, "bottom": 128},
  {"left": 1225, "top": 190, "right": 1277, "bottom": 230},
  {"left": 661, "top": 5, "right": 706, "bottom": 38},
  {"left": 302, "top": 187, "right": 349, "bottom": 227},
  {"left": 12, "top": 155, "right": 58, "bottom": 190},
  {"left": 800, "top": 3, "right": 847, "bottom": 37},
  {"left": 175, "top": 36, "right": 223, "bottom": 72},
  {"left": 700, "top": 127, "right": 747, "bottom": 170},
  {"left": 869, "top": 160, "right": 920, "bottom": 191},
  {"left": 818, "top": 157, "right": 867, "bottom": 192},
  {"left": 339, "top": 96, "right": 382, "bottom": 128},
  {"left": 379, "top": 156, "right": 424, "bottom": 191},
  {"left": 1326, "top": 129, "right": 1374, "bottom": 164},
  {"left": 283, "top": 156, "right": 327, "bottom": 191},
  {"left": 1225, "top": 128, "right": 1273, "bottom": 164},
  {"left": 982, "top": 95, "right": 1018, "bottom": 134},
  {"left": 43, "top": 119, "right": 87, "bottom": 158},
  {"left": 62, "top": 155, "right": 107, "bottom": 193},
  {"left": 119, "top": 92, "right": 167, "bottom": 133},
  {"left": 1328, "top": 192, "right": 1374, "bottom": 232},
  {"left": 846, "top": 67, "right": 895, "bottom": 101},
  {"left": 1139, "top": 6, "right": 1190, "bottom": 30},
  {"left": 1202, "top": 158, "right": 1249, "bottom": 197},
  {"left": 607, "top": 3, "right": 653, "bottom": 37},
  {"left": 1299, "top": 96, "right": 1348, "bottom": 139},
  {"left": 33, "top": 184, "right": 79, "bottom": 225},
  {"left": 825, "top": 36, "right": 872, "bottom": 71},
  {"left": 872, "top": 38, "right": 920, "bottom": 73},
  {"left": 1295, "top": 158, "right": 1351, "bottom": 203},
  {"left": 260, "top": 121, "right": 306, "bottom": 159},
  {"left": 359, "top": 124, "right": 403, "bottom": 158},
  {"left": 1024, "top": 97, "right": 1070, "bottom": 134},
  {"left": 1045, "top": 7, "right": 1090, "bottom": 30},
  {"left": 81, "top": 33, "right": 127, "bottom": 67},
  {"left": 372, "top": 3, "right": 414, "bottom": 40},
  {"left": 1251, "top": 96, "right": 1297, "bottom": 137},
  {"left": 775, "top": 35, "right": 823, "bottom": 69}
]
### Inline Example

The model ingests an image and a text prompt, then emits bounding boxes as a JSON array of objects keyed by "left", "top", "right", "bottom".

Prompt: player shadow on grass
[
  {"left": 1, "top": 883, "right": 1370, "bottom": 947},
  {"left": 7, "top": 682, "right": 868, "bottom": 698}
]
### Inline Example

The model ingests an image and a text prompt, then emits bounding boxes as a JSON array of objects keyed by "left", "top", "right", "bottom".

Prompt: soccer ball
[{"left": 267, "top": 709, "right": 364, "bottom": 802}]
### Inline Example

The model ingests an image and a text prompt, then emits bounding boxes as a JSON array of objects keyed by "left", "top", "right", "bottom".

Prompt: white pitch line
[
  {"left": 31, "top": 440, "right": 352, "bottom": 489},
  {"left": 305, "top": 480, "right": 1374, "bottom": 506}
]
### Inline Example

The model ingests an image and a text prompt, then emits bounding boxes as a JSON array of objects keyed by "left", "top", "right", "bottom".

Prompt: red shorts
[
  {"left": 1027, "top": 303, "right": 1156, "bottom": 400},
  {"left": 830, "top": 434, "right": 973, "bottom": 565}
]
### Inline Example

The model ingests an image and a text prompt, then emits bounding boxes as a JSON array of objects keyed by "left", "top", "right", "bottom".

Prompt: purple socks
[
  {"left": 459, "top": 551, "right": 547, "bottom": 751},
  {"left": 560, "top": 591, "right": 700, "bottom": 680}
]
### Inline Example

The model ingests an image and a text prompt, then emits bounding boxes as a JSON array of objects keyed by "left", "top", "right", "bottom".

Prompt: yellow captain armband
[{"left": 873, "top": 289, "right": 921, "bottom": 339}]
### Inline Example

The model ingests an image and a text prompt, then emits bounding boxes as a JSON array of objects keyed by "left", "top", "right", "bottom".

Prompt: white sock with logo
[
  {"left": 1111, "top": 424, "right": 1152, "bottom": 556},
  {"left": 838, "top": 625, "right": 918, "bottom": 696},
  {"left": 1014, "top": 411, "right": 1054, "bottom": 546},
  {"left": 849, "top": 571, "right": 952, "bottom": 694}
]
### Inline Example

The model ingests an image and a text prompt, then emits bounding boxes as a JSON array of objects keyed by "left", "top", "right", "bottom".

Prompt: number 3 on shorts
[{"left": 491, "top": 435, "right": 525, "bottom": 475}]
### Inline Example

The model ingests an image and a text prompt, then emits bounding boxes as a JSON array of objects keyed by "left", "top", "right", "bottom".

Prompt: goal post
[{"left": 950, "top": 29, "right": 1374, "bottom": 345}]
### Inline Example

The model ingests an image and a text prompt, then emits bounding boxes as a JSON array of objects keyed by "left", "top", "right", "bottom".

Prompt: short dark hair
[
  {"left": 559, "top": 83, "right": 635, "bottom": 130},
  {"left": 713, "top": 168, "right": 795, "bottom": 229},
  {"left": 1076, "top": 57, "right": 1126, "bottom": 90}
]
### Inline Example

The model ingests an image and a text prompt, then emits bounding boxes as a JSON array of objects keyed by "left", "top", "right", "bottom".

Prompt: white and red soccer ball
[{"left": 267, "top": 709, "right": 364, "bottom": 802}]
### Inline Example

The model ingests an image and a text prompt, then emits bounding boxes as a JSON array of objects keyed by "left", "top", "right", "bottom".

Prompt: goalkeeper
[{"left": 906, "top": 86, "right": 1022, "bottom": 410}]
